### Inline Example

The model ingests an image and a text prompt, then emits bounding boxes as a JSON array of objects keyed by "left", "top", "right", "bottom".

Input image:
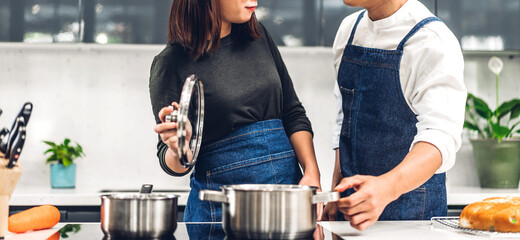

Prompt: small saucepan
[
  {"left": 100, "top": 184, "right": 179, "bottom": 239},
  {"left": 200, "top": 184, "right": 339, "bottom": 239}
]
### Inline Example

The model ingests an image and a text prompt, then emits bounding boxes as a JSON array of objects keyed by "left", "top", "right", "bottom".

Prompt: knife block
[{"left": 0, "top": 157, "right": 22, "bottom": 239}]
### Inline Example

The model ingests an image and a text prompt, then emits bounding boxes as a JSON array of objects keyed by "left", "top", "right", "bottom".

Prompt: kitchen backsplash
[{"left": 0, "top": 43, "right": 518, "bottom": 191}]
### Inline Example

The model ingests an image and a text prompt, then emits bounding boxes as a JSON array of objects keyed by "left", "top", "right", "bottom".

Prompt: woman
[
  {"left": 322, "top": 0, "right": 466, "bottom": 230},
  {"left": 149, "top": 0, "right": 321, "bottom": 222}
]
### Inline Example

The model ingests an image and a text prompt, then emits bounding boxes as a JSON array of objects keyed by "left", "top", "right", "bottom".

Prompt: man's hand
[{"left": 334, "top": 175, "right": 398, "bottom": 231}]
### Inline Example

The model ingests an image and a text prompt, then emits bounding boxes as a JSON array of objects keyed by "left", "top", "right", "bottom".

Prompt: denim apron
[
  {"left": 337, "top": 11, "right": 447, "bottom": 220},
  {"left": 184, "top": 119, "right": 303, "bottom": 222}
]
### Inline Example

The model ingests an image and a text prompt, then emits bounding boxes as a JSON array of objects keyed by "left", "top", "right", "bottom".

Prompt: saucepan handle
[
  {"left": 312, "top": 191, "right": 340, "bottom": 204},
  {"left": 199, "top": 190, "right": 228, "bottom": 203}
]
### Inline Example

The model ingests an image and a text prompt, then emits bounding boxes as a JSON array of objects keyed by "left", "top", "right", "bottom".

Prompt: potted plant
[
  {"left": 43, "top": 138, "right": 85, "bottom": 188},
  {"left": 464, "top": 56, "right": 520, "bottom": 188}
]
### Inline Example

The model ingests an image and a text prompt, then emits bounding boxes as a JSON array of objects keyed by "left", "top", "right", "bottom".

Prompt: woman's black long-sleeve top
[{"left": 149, "top": 23, "right": 313, "bottom": 176}]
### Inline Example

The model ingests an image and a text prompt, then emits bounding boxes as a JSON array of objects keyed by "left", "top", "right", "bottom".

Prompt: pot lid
[
  {"left": 165, "top": 74, "right": 204, "bottom": 168},
  {"left": 101, "top": 193, "right": 179, "bottom": 200},
  {"left": 101, "top": 185, "right": 179, "bottom": 200}
]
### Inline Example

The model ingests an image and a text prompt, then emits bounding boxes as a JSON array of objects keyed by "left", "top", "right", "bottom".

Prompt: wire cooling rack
[{"left": 431, "top": 217, "right": 520, "bottom": 239}]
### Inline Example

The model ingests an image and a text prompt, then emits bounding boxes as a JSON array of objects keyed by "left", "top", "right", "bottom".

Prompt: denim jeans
[{"left": 184, "top": 119, "right": 303, "bottom": 222}]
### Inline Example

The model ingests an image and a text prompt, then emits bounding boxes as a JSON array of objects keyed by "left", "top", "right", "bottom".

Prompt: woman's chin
[{"left": 233, "top": 15, "right": 253, "bottom": 24}]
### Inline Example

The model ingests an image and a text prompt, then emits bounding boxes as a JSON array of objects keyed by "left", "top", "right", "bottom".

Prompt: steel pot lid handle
[
  {"left": 199, "top": 190, "right": 228, "bottom": 203},
  {"left": 165, "top": 74, "right": 204, "bottom": 168},
  {"left": 140, "top": 184, "right": 153, "bottom": 194},
  {"left": 311, "top": 191, "right": 340, "bottom": 204}
]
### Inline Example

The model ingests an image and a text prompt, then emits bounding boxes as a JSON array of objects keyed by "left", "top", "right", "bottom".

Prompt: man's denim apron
[
  {"left": 337, "top": 11, "right": 447, "bottom": 220},
  {"left": 184, "top": 119, "right": 303, "bottom": 222}
]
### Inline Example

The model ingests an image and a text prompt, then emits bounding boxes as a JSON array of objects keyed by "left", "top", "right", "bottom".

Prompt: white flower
[{"left": 488, "top": 56, "right": 503, "bottom": 75}]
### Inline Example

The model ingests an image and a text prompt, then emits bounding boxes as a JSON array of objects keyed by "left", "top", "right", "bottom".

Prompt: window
[
  {"left": 0, "top": 0, "right": 80, "bottom": 43},
  {"left": 438, "top": 0, "right": 520, "bottom": 50},
  {"left": 1, "top": 0, "right": 518, "bottom": 50},
  {"left": 83, "top": 0, "right": 170, "bottom": 44}
]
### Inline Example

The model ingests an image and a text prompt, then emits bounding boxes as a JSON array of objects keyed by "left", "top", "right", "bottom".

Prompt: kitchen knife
[
  {"left": 19, "top": 102, "right": 33, "bottom": 125},
  {"left": 0, "top": 128, "right": 8, "bottom": 142},
  {"left": 0, "top": 102, "right": 32, "bottom": 154},
  {"left": 0, "top": 128, "right": 8, "bottom": 156},
  {"left": 0, "top": 128, "right": 8, "bottom": 155},
  {"left": 3, "top": 117, "right": 24, "bottom": 160},
  {"left": 7, "top": 122, "right": 25, "bottom": 168}
]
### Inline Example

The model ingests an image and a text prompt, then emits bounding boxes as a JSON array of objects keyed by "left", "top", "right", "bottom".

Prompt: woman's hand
[
  {"left": 154, "top": 102, "right": 181, "bottom": 158},
  {"left": 299, "top": 171, "right": 321, "bottom": 190},
  {"left": 334, "top": 175, "right": 398, "bottom": 231},
  {"left": 299, "top": 171, "right": 323, "bottom": 219},
  {"left": 320, "top": 201, "right": 339, "bottom": 221}
]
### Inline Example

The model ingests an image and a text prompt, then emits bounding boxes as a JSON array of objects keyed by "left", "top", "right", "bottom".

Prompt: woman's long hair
[{"left": 168, "top": 0, "right": 261, "bottom": 60}]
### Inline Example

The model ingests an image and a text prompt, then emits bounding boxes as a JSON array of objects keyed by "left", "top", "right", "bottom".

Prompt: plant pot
[
  {"left": 470, "top": 138, "right": 520, "bottom": 188},
  {"left": 50, "top": 163, "right": 76, "bottom": 188}
]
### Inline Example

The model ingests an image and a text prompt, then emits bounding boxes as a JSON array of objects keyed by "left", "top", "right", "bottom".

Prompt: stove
[{"left": 48, "top": 223, "right": 340, "bottom": 240}]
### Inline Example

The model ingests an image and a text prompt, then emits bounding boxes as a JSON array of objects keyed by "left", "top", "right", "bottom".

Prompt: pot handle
[
  {"left": 312, "top": 191, "right": 340, "bottom": 204},
  {"left": 140, "top": 184, "right": 153, "bottom": 194},
  {"left": 199, "top": 190, "right": 228, "bottom": 203}
]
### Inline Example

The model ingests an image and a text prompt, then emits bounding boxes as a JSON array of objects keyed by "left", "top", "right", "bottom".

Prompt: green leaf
[
  {"left": 46, "top": 153, "right": 58, "bottom": 162},
  {"left": 62, "top": 157, "right": 72, "bottom": 167},
  {"left": 467, "top": 93, "right": 492, "bottom": 120},
  {"left": 483, "top": 125, "right": 493, "bottom": 138},
  {"left": 510, "top": 102, "right": 520, "bottom": 120},
  {"left": 76, "top": 144, "right": 84, "bottom": 155},
  {"left": 495, "top": 99, "right": 520, "bottom": 120},
  {"left": 59, "top": 224, "right": 81, "bottom": 238},
  {"left": 43, "top": 138, "right": 85, "bottom": 165},
  {"left": 43, "top": 141, "right": 57, "bottom": 147},
  {"left": 464, "top": 121, "right": 480, "bottom": 132},
  {"left": 508, "top": 121, "right": 520, "bottom": 138},
  {"left": 46, "top": 158, "right": 57, "bottom": 164},
  {"left": 490, "top": 121, "right": 511, "bottom": 142},
  {"left": 43, "top": 149, "right": 54, "bottom": 154}
]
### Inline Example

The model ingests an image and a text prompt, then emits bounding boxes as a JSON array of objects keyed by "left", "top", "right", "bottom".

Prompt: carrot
[
  {"left": 47, "top": 231, "right": 61, "bottom": 240},
  {"left": 8, "top": 205, "right": 61, "bottom": 233}
]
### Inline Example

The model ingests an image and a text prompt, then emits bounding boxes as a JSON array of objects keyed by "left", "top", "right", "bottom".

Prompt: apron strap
[
  {"left": 347, "top": 11, "right": 366, "bottom": 46},
  {"left": 397, "top": 17, "right": 442, "bottom": 51}
]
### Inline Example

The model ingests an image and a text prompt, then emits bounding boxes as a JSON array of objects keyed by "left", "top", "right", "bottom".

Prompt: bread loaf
[{"left": 459, "top": 197, "right": 520, "bottom": 232}]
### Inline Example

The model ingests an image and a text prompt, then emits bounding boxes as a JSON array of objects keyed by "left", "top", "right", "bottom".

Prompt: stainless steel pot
[
  {"left": 100, "top": 184, "right": 179, "bottom": 239},
  {"left": 199, "top": 184, "right": 339, "bottom": 239}
]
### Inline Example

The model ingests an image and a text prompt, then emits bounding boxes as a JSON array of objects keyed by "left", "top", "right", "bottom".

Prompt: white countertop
[
  {"left": 8, "top": 185, "right": 520, "bottom": 207},
  {"left": 446, "top": 186, "right": 520, "bottom": 205},
  {"left": 319, "top": 220, "right": 510, "bottom": 239},
  {"left": 5, "top": 220, "right": 512, "bottom": 240}
]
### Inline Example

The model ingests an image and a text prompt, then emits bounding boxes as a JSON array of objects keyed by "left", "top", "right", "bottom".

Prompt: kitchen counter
[
  {"left": 318, "top": 220, "right": 514, "bottom": 239},
  {"left": 9, "top": 186, "right": 520, "bottom": 207},
  {"left": 5, "top": 220, "right": 515, "bottom": 240},
  {"left": 446, "top": 186, "right": 520, "bottom": 205}
]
